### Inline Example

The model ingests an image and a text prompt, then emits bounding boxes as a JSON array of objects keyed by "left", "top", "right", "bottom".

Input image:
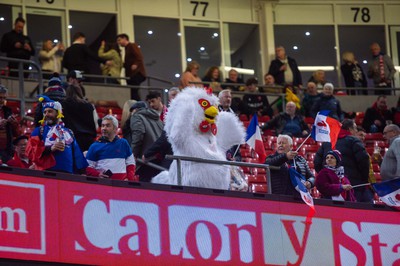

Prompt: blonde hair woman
[{"left": 179, "top": 61, "right": 202, "bottom": 89}]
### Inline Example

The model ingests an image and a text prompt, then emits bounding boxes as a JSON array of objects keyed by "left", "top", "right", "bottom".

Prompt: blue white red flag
[
  {"left": 311, "top": 110, "right": 342, "bottom": 149},
  {"left": 372, "top": 178, "right": 400, "bottom": 210},
  {"left": 289, "top": 167, "right": 315, "bottom": 210},
  {"left": 245, "top": 114, "right": 266, "bottom": 163}
]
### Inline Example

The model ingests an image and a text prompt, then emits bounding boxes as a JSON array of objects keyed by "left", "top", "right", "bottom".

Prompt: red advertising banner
[{"left": 0, "top": 172, "right": 399, "bottom": 265}]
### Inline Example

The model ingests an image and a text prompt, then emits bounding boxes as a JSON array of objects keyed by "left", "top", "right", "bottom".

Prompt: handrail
[
  {"left": 0, "top": 56, "right": 43, "bottom": 117},
  {"left": 147, "top": 75, "right": 176, "bottom": 86},
  {"left": 166, "top": 154, "right": 277, "bottom": 193}
]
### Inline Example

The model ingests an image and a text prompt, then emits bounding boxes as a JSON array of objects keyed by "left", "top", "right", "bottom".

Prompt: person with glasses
[
  {"left": 380, "top": 124, "right": 400, "bottom": 181},
  {"left": 7, "top": 135, "right": 34, "bottom": 169}
]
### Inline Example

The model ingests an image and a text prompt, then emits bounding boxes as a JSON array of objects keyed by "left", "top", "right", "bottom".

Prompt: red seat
[
  {"left": 250, "top": 183, "right": 268, "bottom": 193},
  {"left": 258, "top": 115, "right": 270, "bottom": 123},
  {"left": 365, "top": 133, "right": 384, "bottom": 141},
  {"left": 304, "top": 117, "right": 315, "bottom": 124},
  {"left": 247, "top": 174, "right": 266, "bottom": 183},
  {"left": 239, "top": 114, "right": 248, "bottom": 122}
]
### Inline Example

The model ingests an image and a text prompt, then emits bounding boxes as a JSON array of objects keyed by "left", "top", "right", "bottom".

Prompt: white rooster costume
[{"left": 151, "top": 87, "right": 246, "bottom": 189}]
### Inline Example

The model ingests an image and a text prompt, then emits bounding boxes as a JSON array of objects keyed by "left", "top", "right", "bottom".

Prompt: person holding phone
[{"left": 86, "top": 115, "right": 136, "bottom": 181}]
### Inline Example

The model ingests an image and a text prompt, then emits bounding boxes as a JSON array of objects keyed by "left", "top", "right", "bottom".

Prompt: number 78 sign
[{"left": 336, "top": 4, "right": 384, "bottom": 24}]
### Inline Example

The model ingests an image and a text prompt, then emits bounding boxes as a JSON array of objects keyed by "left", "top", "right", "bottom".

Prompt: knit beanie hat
[
  {"left": 38, "top": 95, "right": 64, "bottom": 124},
  {"left": 327, "top": 150, "right": 342, "bottom": 166}
]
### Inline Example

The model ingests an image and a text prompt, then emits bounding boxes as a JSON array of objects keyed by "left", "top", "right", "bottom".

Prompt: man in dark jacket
[
  {"left": 314, "top": 119, "right": 372, "bottom": 202},
  {"left": 262, "top": 101, "right": 309, "bottom": 137},
  {"left": 362, "top": 95, "right": 393, "bottom": 133},
  {"left": 268, "top": 46, "right": 302, "bottom": 88},
  {"left": 117, "top": 33, "right": 147, "bottom": 100},
  {"left": 0, "top": 17, "right": 35, "bottom": 77}
]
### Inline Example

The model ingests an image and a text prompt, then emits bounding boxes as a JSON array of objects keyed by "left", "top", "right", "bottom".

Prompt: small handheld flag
[
  {"left": 245, "top": 114, "right": 266, "bottom": 163},
  {"left": 372, "top": 178, "right": 400, "bottom": 210},
  {"left": 311, "top": 110, "right": 342, "bottom": 149},
  {"left": 289, "top": 167, "right": 315, "bottom": 209}
]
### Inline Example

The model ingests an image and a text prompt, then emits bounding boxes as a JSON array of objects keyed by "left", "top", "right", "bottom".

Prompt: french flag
[
  {"left": 289, "top": 167, "right": 315, "bottom": 210},
  {"left": 311, "top": 110, "right": 342, "bottom": 149},
  {"left": 372, "top": 178, "right": 400, "bottom": 211},
  {"left": 245, "top": 114, "right": 266, "bottom": 163}
]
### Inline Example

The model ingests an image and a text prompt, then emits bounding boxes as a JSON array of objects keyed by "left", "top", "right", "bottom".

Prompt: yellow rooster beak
[{"left": 204, "top": 106, "right": 218, "bottom": 124}]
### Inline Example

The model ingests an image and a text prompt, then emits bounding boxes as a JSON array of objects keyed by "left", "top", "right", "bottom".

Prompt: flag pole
[
  {"left": 295, "top": 133, "right": 311, "bottom": 152},
  {"left": 352, "top": 183, "right": 371, "bottom": 188},
  {"left": 232, "top": 144, "right": 241, "bottom": 160}
]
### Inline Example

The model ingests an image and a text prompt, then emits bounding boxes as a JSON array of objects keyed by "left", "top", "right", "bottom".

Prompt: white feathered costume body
[{"left": 152, "top": 87, "right": 246, "bottom": 189}]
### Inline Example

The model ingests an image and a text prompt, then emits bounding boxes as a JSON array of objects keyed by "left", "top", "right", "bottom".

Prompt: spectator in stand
[
  {"left": 315, "top": 150, "right": 356, "bottom": 202},
  {"left": 0, "top": 85, "right": 21, "bottom": 162},
  {"left": 0, "top": 17, "right": 35, "bottom": 78},
  {"left": 240, "top": 77, "right": 273, "bottom": 119},
  {"left": 310, "top": 83, "right": 343, "bottom": 121},
  {"left": 301, "top": 82, "right": 320, "bottom": 118},
  {"left": 218, "top": 89, "right": 241, "bottom": 162},
  {"left": 314, "top": 119, "right": 372, "bottom": 202},
  {"left": 116, "top": 33, "right": 147, "bottom": 100},
  {"left": 380, "top": 124, "right": 400, "bottom": 181},
  {"left": 223, "top": 69, "right": 245, "bottom": 91},
  {"left": 203, "top": 66, "right": 222, "bottom": 90},
  {"left": 340, "top": 51, "right": 367, "bottom": 95},
  {"left": 362, "top": 95, "right": 393, "bottom": 133},
  {"left": 39, "top": 40, "right": 64, "bottom": 79},
  {"left": 392, "top": 97, "right": 400, "bottom": 127},
  {"left": 265, "top": 134, "right": 314, "bottom": 195},
  {"left": 261, "top": 101, "right": 310, "bottom": 138},
  {"left": 168, "top": 87, "right": 180, "bottom": 105},
  {"left": 62, "top": 84, "right": 97, "bottom": 152},
  {"left": 268, "top": 46, "right": 302, "bottom": 88},
  {"left": 63, "top": 32, "right": 110, "bottom": 79},
  {"left": 34, "top": 73, "right": 66, "bottom": 127},
  {"left": 264, "top": 73, "right": 276, "bottom": 87},
  {"left": 6, "top": 136, "right": 34, "bottom": 169},
  {"left": 146, "top": 91, "right": 168, "bottom": 123},
  {"left": 355, "top": 126, "right": 377, "bottom": 184},
  {"left": 129, "top": 101, "right": 163, "bottom": 181},
  {"left": 66, "top": 70, "right": 86, "bottom": 97},
  {"left": 26, "top": 96, "right": 88, "bottom": 174},
  {"left": 367, "top": 42, "right": 396, "bottom": 95},
  {"left": 179, "top": 61, "right": 202, "bottom": 89},
  {"left": 308, "top": 70, "right": 326, "bottom": 89},
  {"left": 263, "top": 73, "right": 283, "bottom": 94},
  {"left": 86, "top": 115, "right": 136, "bottom": 181},
  {"left": 98, "top": 40, "right": 122, "bottom": 84},
  {"left": 121, "top": 99, "right": 136, "bottom": 133}
]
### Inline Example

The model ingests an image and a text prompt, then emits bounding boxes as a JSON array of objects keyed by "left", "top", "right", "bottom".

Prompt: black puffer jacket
[
  {"left": 314, "top": 131, "right": 370, "bottom": 186},
  {"left": 311, "top": 94, "right": 343, "bottom": 121},
  {"left": 265, "top": 152, "right": 296, "bottom": 196}
]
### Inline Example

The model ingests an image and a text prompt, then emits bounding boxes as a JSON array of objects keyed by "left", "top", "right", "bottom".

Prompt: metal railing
[
  {"left": 0, "top": 56, "right": 43, "bottom": 117},
  {"left": 166, "top": 154, "right": 278, "bottom": 193}
]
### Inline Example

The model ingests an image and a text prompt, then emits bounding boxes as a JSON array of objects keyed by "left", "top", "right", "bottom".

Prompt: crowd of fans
[{"left": 1, "top": 17, "right": 400, "bottom": 204}]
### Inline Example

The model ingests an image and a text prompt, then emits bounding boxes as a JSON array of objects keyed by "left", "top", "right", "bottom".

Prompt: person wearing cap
[
  {"left": 66, "top": 70, "right": 86, "bottom": 97},
  {"left": 34, "top": 73, "right": 66, "bottom": 127},
  {"left": 6, "top": 135, "right": 34, "bottom": 169},
  {"left": 310, "top": 83, "right": 343, "bottom": 121},
  {"left": 314, "top": 119, "right": 371, "bottom": 202},
  {"left": 0, "top": 85, "right": 20, "bottom": 162},
  {"left": 26, "top": 96, "right": 88, "bottom": 174},
  {"left": 315, "top": 150, "right": 356, "bottom": 202},
  {"left": 86, "top": 115, "right": 136, "bottom": 181},
  {"left": 129, "top": 101, "right": 163, "bottom": 182},
  {"left": 116, "top": 33, "right": 147, "bottom": 100},
  {"left": 63, "top": 32, "right": 111, "bottom": 80}
]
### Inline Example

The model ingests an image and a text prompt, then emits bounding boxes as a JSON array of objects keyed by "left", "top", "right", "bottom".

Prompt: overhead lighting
[
  {"left": 293, "top": 46, "right": 298, "bottom": 50},
  {"left": 53, "top": 39, "right": 59, "bottom": 43},
  {"left": 298, "top": 66, "right": 335, "bottom": 71},
  {"left": 213, "top": 33, "right": 218, "bottom": 37},
  {"left": 305, "top": 31, "right": 310, "bottom": 36},
  {"left": 362, "top": 60, "right": 368, "bottom": 64},
  {"left": 177, "top": 32, "right": 181, "bottom": 36},
  {"left": 187, "top": 58, "right": 192, "bottom": 62},
  {"left": 68, "top": 25, "right": 72, "bottom": 29},
  {"left": 0, "top": 17, "right": 5, "bottom": 21},
  {"left": 147, "top": 30, "right": 153, "bottom": 35},
  {"left": 224, "top": 66, "right": 254, "bottom": 75},
  {"left": 175, "top": 73, "right": 180, "bottom": 78},
  {"left": 199, "top": 47, "right": 205, "bottom": 51}
]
